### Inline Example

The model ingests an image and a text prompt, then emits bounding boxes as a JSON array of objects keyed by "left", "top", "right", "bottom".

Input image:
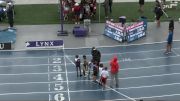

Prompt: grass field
[{"left": 2, "top": 2, "right": 179, "bottom": 25}]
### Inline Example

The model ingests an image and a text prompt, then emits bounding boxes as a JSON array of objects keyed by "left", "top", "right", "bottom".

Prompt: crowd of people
[
  {"left": 0, "top": 0, "right": 14, "bottom": 28},
  {"left": 62, "top": 0, "right": 96, "bottom": 24},
  {"left": 74, "top": 47, "right": 120, "bottom": 90}
]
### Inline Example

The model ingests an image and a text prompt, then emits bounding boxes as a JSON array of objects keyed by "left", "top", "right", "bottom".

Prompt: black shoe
[{"left": 110, "top": 86, "right": 113, "bottom": 88}]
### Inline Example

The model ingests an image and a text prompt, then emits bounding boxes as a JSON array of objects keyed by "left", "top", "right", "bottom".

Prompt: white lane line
[
  {"left": 134, "top": 93, "right": 180, "bottom": 100},
  {"left": 64, "top": 54, "right": 71, "bottom": 101},
  {"left": 0, "top": 53, "right": 179, "bottom": 69},
  {"left": 0, "top": 46, "right": 180, "bottom": 60},
  {"left": 91, "top": 81, "right": 136, "bottom": 101},
  {"left": 121, "top": 63, "right": 180, "bottom": 71},
  {"left": 172, "top": 49, "right": 180, "bottom": 56},
  {"left": 0, "top": 81, "right": 67, "bottom": 85},
  {"left": 67, "top": 63, "right": 180, "bottom": 73},
  {"left": 65, "top": 55, "right": 75, "bottom": 65},
  {"left": 1, "top": 72, "right": 180, "bottom": 83},
  {"left": 65, "top": 40, "right": 177, "bottom": 49},
  {"left": 68, "top": 82, "right": 180, "bottom": 93},
  {"left": 48, "top": 51, "right": 50, "bottom": 101},
  {"left": 0, "top": 72, "right": 66, "bottom": 76},
  {"left": 0, "top": 62, "right": 180, "bottom": 74},
  {"left": 0, "top": 64, "right": 65, "bottom": 68},
  {"left": 97, "top": 93, "right": 180, "bottom": 101},
  {"left": 0, "top": 56, "right": 64, "bottom": 60},
  {"left": 0, "top": 91, "right": 67, "bottom": 96},
  {"left": 120, "top": 72, "right": 180, "bottom": 80},
  {"left": 0, "top": 82, "right": 180, "bottom": 96},
  {"left": 67, "top": 72, "right": 180, "bottom": 83}
]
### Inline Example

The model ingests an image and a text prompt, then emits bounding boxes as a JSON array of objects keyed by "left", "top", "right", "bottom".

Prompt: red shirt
[
  {"left": 73, "top": 5, "right": 80, "bottom": 12},
  {"left": 110, "top": 56, "right": 119, "bottom": 74}
]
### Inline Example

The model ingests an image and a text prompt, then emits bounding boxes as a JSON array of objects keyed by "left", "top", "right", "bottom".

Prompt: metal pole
[
  {"left": 60, "top": 0, "right": 64, "bottom": 31},
  {"left": 57, "top": 0, "right": 68, "bottom": 36},
  {"left": 98, "top": 0, "right": 101, "bottom": 22}
]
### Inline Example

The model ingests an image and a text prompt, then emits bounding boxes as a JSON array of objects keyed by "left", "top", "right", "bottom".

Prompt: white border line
[
  {"left": 64, "top": 40, "right": 180, "bottom": 50},
  {"left": 0, "top": 72, "right": 66, "bottom": 76},
  {"left": 64, "top": 50, "right": 71, "bottom": 101},
  {"left": 47, "top": 51, "right": 51, "bottom": 101},
  {"left": 1, "top": 40, "right": 180, "bottom": 52},
  {"left": 0, "top": 55, "right": 64, "bottom": 60},
  {"left": 0, "top": 82, "right": 180, "bottom": 96}
]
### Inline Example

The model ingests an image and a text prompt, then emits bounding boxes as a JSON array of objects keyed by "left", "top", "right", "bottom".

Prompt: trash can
[
  {"left": 119, "top": 16, "right": 126, "bottom": 27},
  {"left": 140, "top": 16, "right": 147, "bottom": 31}
]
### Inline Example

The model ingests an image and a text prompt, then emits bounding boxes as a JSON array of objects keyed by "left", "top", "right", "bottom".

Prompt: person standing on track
[
  {"left": 110, "top": 55, "right": 120, "bottom": 88},
  {"left": 165, "top": 19, "right": 174, "bottom": 55},
  {"left": 91, "top": 47, "right": 101, "bottom": 72},
  {"left": 74, "top": 55, "right": 82, "bottom": 77},
  {"left": 82, "top": 55, "right": 88, "bottom": 77},
  {"left": 100, "top": 67, "right": 109, "bottom": 90}
]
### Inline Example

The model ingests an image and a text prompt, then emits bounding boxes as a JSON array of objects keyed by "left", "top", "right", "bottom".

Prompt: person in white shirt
[
  {"left": 98, "top": 63, "right": 104, "bottom": 85},
  {"left": 100, "top": 67, "right": 109, "bottom": 89}
]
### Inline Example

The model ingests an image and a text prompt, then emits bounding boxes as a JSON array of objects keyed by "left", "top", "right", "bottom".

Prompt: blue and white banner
[
  {"left": 126, "top": 21, "right": 146, "bottom": 42},
  {"left": 104, "top": 21, "right": 125, "bottom": 42},
  {"left": 26, "top": 40, "right": 64, "bottom": 49}
]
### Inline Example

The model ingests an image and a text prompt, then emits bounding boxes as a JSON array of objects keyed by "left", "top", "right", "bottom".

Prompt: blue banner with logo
[
  {"left": 126, "top": 21, "right": 146, "bottom": 42},
  {"left": 104, "top": 21, "right": 125, "bottom": 42},
  {"left": 26, "top": 40, "right": 64, "bottom": 48}
]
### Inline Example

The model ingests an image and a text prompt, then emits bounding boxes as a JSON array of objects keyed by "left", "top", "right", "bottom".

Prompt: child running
[{"left": 100, "top": 67, "right": 109, "bottom": 90}]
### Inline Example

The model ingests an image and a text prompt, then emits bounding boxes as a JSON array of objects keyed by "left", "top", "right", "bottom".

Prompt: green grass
[{"left": 2, "top": 2, "right": 179, "bottom": 25}]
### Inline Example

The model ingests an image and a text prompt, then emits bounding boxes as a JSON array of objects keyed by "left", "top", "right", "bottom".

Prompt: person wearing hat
[
  {"left": 6, "top": 2, "right": 14, "bottom": 28},
  {"left": 72, "top": 2, "right": 81, "bottom": 24}
]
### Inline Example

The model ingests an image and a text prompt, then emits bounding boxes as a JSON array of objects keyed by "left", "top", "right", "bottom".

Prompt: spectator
[
  {"left": 103, "top": 0, "right": 109, "bottom": 18},
  {"left": 109, "top": 0, "right": 113, "bottom": 14},
  {"left": 138, "top": 0, "right": 144, "bottom": 13},
  {"left": 154, "top": 0, "right": 163, "bottom": 27},
  {"left": 110, "top": 55, "right": 119, "bottom": 88},
  {"left": 90, "top": 0, "right": 96, "bottom": 16},
  {"left": 6, "top": 2, "right": 14, "bottom": 28},
  {"left": 72, "top": 2, "right": 81, "bottom": 24},
  {"left": 74, "top": 55, "right": 82, "bottom": 77}
]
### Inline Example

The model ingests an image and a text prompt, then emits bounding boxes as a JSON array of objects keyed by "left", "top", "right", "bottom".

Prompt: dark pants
[
  {"left": 109, "top": 3, "right": 112, "bottom": 13},
  {"left": 8, "top": 18, "right": 14, "bottom": 27},
  {"left": 76, "top": 66, "right": 82, "bottom": 77}
]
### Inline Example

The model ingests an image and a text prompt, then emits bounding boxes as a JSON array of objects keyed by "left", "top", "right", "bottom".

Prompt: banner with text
[{"left": 26, "top": 40, "right": 64, "bottom": 49}]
